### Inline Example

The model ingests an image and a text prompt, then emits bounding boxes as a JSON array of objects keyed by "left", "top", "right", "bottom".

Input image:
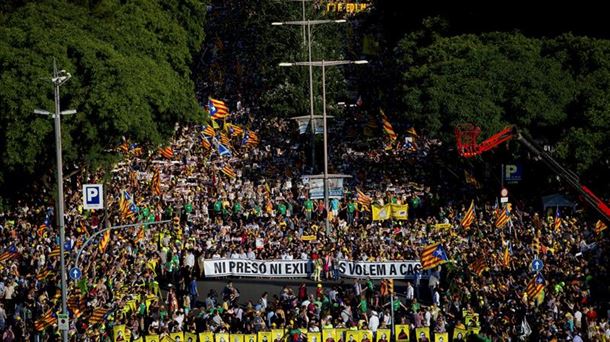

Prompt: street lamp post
[
  {"left": 272, "top": 19, "right": 346, "bottom": 173},
  {"left": 35, "top": 58, "right": 76, "bottom": 342},
  {"left": 279, "top": 60, "right": 367, "bottom": 231}
]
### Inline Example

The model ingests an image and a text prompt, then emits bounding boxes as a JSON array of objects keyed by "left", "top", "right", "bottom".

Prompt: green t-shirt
[
  {"left": 304, "top": 199, "right": 314, "bottom": 211},
  {"left": 359, "top": 298, "right": 368, "bottom": 313},
  {"left": 185, "top": 203, "right": 193, "bottom": 213},
  {"left": 233, "top": 202, "right": 242, "bottom": 213},
  {"left": 277, "top": 203, "right": 287, "bottom": 215},
  {"left": 214, "top": 200, "right": 222, "bottom": 213},
  {"left": 347, "top": 202, "right": 356, "bottom": 213}
]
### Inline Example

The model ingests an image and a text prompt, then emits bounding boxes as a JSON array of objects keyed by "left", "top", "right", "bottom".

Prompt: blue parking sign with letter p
[{"left": 83, "top": 184, "right": 104, "bottom": 210}]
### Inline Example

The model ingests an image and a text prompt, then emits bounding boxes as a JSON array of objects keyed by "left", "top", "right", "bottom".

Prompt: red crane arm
[{"left": 477, "top": 126, "right": 514, "bottom": 154}]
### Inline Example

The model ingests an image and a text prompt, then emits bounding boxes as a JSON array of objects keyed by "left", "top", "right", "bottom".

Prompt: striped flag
[
  {"left": 356, "top": 188, "right": 372, "bottom": 210},
  {"left": 36, "top": 269, "right": 55, "bottom": 281},
  {"left": 227, "top": 123, "right": 244, "bottom": 137},
  {"left": 495, "top": 207, "right": 510, "bottom": 228},
  {"left": 219, "top": 132, "right": 231, "bottom": 146},
  {"left": 37, "top": 224, "right": 47, "bottom": 237},
  {"left": 221, "top": 165, "right": 237, "bottom": 179},
  {"left": 202, "top": 125, "right": 215, "bottom": 137},
  {"left": 380, "top": 109, "right": 397, "bottom": 141},
  {"left": 553, "top": 207, "right": 561, "bottom": 231},
  {"left": 118, "top": 190, "right": 137, "bottom": 220},
  {"left": 151, "top": 169, "right": 161, "bottom": 196},
  {"left": 464, "top": 170, "right": 481, "bottom": 188},
  {"left": 48, "top": 247, "right": 61, "bottom": 258},
  {"left": 420, "top": 243, "right": 449, "bottom": 270},
  {"left": 460, "top": 200, "right": 476, "bottom": 228},
  {"left": 531, "top": 236, "right": 540, "bottom": 254},
  {"left": 502, "top": 241, "right": 511, "bottom": 267},
  {"left": 67, "top": 296, "right": 85, "bottom": 319},
  {"left": 89, "top": 307, "right": 110, "bottom": 325},
  {"left": 525, "top": 273, "right": 545, "bottom": 300},
  {"left": 130, "top": 144, "right": 142, "bottom": 157},
  {"left": 209, "top": 98, "right": 229, "bottom": 120},
  {"left": 0, "top": 251, "right": 18, "bottom": 262},
  {"left": 470, "top": 258, "right": 487, "bottom": 276},
  {"left": 134, "top": 227, "right": 145, "bottom": 244},
  {"left": 99, "top": 230, "right": 111, "bottom": 253},
  {"left": 34, "top": 310, "right": 56, "bottom": 331},
  {"left": 243, "top": 131, "right": 260, "bottom": 146},
  {"left": 595, "top": 220, "right": 608, "bottom": 235},
  {"left": 117, "top": 142, "right": 129, "bottom": 153},
  {"left": 201, "top": 136, "right": 211, "bottom": 150},
  {"left": 158, "top": 146, "right": 174, "bottom": 159}
]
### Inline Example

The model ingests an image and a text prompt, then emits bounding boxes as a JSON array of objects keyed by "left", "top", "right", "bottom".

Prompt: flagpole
[{"left": 390, "top": 294, "right": 395, "bottom": 337}]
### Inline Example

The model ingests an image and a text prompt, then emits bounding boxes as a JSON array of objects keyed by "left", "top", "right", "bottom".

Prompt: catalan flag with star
[
  {"left": 420, "top": 243, "right": 449, "bottom": 270},
  {"left": 34, "top": 310, "right": 56, "bottom": 331},
  {"left": 553, "top": 207, "right": 561, "bottom": 231},
  {"left": 356, "top": 188, "right": 372, "bottom": 211},
  {"left": 209, "top": 98, "right": 229, "bottom": 120}
]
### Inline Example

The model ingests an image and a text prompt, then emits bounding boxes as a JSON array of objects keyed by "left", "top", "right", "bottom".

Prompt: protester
[{"left": 0, "top": 102, "right": 608, "bottom": 341}]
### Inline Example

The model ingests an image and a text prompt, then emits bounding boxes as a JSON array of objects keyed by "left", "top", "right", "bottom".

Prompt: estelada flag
[{"left": 420, "top": 243, "right": 449, "bottom": 270}]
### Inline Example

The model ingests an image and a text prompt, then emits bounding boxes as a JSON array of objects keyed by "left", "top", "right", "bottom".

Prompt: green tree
[
  {"left": 393, "top": 27, "right": 610, "bottom": 188},
  {"left": 0, "top": 0, "right": 207, "bottom": 190},
  {"left": 196, "top": 0, "right": 350, "bottom": 120}
]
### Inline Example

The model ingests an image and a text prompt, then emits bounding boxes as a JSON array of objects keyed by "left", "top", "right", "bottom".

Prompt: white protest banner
[
  {"left": 337, "top": 260, "right": 428, "bottom": 279},
  {"left": 203, "top": 259, "right": 429, "bottom": 279},
  {"left": 203, "top": 259, "right": 313, "bottom": 278}
]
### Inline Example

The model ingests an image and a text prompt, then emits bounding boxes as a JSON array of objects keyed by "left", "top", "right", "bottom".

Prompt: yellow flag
[
  {"left": 113, "top": 325, "right": 126, "bottom": 342},
  {"left": 372, "top": 204, "right": 391, "bottom": 221},
  {"left": 390, "top": 204, "right": 409, "bottom": 220}
]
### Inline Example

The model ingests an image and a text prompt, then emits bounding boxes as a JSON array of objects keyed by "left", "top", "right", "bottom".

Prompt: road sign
[
  {"left": 69, "top": 267, "right": 82, "bottom": 280},
  {"left": 83, "top": 184, "right": 104, "bottom": 210},
  {"left": 504, "top": 164, "right": 523, "bottom": 183},
  {"left": 500, "top": 196, "right": 509, "bottom": 203},
  {"left": 500, "top": 188, "right": 508, "bottom": 197},
  {"left": 531, "top": 258, "right": 544, "bottom": 272},
  {"left": 58, "top": 313, "right": 69, "bottom": 331}
]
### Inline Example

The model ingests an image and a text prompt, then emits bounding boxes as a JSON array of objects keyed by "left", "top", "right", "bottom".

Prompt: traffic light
[{"left": 388, "top": 279, "right": 394, "bottom": 295}]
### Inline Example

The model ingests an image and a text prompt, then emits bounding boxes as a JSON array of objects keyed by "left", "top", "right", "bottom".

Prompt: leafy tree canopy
[
  {"left": 394, "top": 29, "right": 610, "bottom": 178},
  {"left": 0, "top": 0, "right": 207, "bottom": 189}
]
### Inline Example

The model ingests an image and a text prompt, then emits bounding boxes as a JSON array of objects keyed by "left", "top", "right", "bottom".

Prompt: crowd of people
[{"left": 0, "top": 102, "right": 609, "bottom": 341}]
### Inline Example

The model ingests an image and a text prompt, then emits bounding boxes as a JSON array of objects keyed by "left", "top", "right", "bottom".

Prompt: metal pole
[
  {"left": 308, "top": 21, "right": 316, "bottom": 173},
  {"left": 74, "top": 220, "right": 171, "bottom": 268},
  {"left": 301, "top": 0, "right": 306, "bottom": 46},
  {"left": 52, "top": 58, "right": 69, "bottom": 342},
  {"left": 322, "top": 60, "right": 329, "bottom": 233},
  {"left": 390, "top": 294, "right": 395, "bottom": 337}
]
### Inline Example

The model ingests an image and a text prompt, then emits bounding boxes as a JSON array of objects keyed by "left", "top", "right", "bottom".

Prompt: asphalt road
[{"left": 186, "top": 278, "right": 427, "bottom": 306}]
